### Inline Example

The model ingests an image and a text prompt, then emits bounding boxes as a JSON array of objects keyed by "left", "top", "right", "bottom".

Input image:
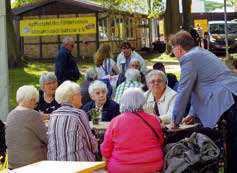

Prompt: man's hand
[
  {"left": 182, "top": 115, "right": 195, "bottom": 125},
  {"left": 171, "top": 122, "right": 179, "bottom": 129}
]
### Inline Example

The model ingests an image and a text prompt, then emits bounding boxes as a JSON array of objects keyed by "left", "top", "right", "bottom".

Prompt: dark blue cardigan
[{"left": 82, "top": 99, "right": 120, "bottom": 122}]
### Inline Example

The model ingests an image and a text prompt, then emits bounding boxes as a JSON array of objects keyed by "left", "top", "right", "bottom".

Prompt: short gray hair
[
  {"left": 146, "top": 70, "right": 167, "bottom": 84},
  {"left": 85, "top": 68, "right": 98, "bottom": 80},
  {"left": 125, "top": 69, "right": 141, "bottom": 81},
  {"left": 120, "top": 88, "right": 146, "bottom": 113},
  {"left": 88, "top": 80, "right": 107, "bottom": 97},
  {"left": 62, "top": 36, "right": 74, "bottom": 46},
  {"left": 39, "top": 72, "right": 57, "bottom": 90},
  {"left": 130, "top": 59, "right": 141, "bottom": 64},
  {"left": 55, "top": 80, "right": 80, "bottom": 104},
  {"left": 16, "top": 85, "right": 39, "bottom": 105}
]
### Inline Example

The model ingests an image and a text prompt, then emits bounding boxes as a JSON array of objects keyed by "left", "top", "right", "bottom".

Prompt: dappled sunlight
[
  {"left": 8, "top": 55, "right": 181, "bottom": 110},
  {"left": 145, "top": 52, "right": 178, "bottom": 65},
  {"left": 25, "top": 63, "right": 55, "bottom": 74}
]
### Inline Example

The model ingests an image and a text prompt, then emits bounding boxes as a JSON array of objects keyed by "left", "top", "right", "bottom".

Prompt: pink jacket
[{"left": 101, "top": 112, "right": 164, "bottom": 173}]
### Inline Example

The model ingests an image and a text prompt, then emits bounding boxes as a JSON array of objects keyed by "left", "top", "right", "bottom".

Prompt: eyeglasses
[
  {"left": 149, "top": 79, "right": 164, "bottom": 85},
  {"left": 44, "top": 81, "right": 57, "bottom": 86}
]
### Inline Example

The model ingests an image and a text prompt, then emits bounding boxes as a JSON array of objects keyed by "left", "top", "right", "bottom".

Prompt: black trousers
[{"left": 221, "top": 95, "right": 237, "bottom": 173}]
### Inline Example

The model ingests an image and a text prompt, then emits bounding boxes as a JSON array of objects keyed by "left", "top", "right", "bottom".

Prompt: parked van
[{"left": 208, "top": 20, "right": 237, "bottom": 52}]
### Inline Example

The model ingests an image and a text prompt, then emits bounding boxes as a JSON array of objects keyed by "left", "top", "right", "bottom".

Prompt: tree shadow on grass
[{"left": 9, "top": 65, "right": 50, "bottom": 111}]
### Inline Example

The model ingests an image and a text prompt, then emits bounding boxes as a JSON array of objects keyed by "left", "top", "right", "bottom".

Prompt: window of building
[{"left": 99, "top": 15, "right": 108, "bottom": 40}]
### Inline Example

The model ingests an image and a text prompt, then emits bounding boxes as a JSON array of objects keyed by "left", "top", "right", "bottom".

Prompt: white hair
[
  {"left": 129, "top": 59, "right": 141, "bottom": 64},
  {"left": 146, "top": 70, "right": 167, "bottom": 84},
  {"left": 62, "top": 36, "right": 74, "bottom": 46},
  {"left": 39, "top": 72, "right": 57, "bottom": 90},
  {"left": 16, "top": 85, "right": 39, "bottom": 104},
  {"left": 120, "top": 88, "right": 146, "bottom": 113},
  {"left": 85, "top": 68, "right": 98, "bottom": 80},
  {"left": 55, "top": 80, "right": 80, "bottom": 104},
  {"left": 88, "top": 80, "right": 107, "bottom": 97},
  {"left": 125, "top": 69, "right": 141, "bottom": 81}
]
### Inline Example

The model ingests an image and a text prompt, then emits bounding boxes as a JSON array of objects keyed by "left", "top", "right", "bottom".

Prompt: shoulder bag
[{"left": 133, "top": 112, "right": 159, "bottom": 140}]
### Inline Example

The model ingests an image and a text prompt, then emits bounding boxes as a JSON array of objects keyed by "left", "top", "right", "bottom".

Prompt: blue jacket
[
  {"left": 82, "top": 99, "right": 120, "bottom": 122},
  {"left": 55, "top": 47, "right": 80, "bottom": 84},
  {"left": 173, "top": 46, "right": 237, "bottom": 128}
]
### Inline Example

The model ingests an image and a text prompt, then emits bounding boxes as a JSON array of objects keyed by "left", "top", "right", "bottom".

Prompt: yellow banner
[{"left": 20, "top": 17, "right": 96, "bottom": 36}]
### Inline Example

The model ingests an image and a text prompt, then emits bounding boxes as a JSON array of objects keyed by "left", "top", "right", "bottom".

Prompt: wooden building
[{"left": 12, "top": 0, "right": 150, "bottom": 60}]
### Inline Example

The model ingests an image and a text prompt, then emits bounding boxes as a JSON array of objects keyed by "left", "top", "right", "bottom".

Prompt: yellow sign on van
[
  {"left": 194, "top": 20, "right": 208, "bottom": 32},
  {"left": 20, "top": 17, "right": 96, "bottom": 36}
]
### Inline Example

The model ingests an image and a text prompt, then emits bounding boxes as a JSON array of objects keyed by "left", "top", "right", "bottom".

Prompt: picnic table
[{"left": 9, "top": 161, "right": 106, "bottom": 173}]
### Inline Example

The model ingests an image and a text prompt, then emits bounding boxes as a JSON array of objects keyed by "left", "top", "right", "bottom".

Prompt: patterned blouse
[{"left": 47, "top": 104, "right": 98, "bottom": 161}]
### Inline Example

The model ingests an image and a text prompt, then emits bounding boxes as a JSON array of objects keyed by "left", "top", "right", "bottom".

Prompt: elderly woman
[
  {"left": 101, "top": 88, "right": 164, "bottom": 173},
  {"left": 35, "top": 72, "right": 60, "bottom": 114},
  {"left": 95, "top": 44, "right": 120, "bottom": 79},
  {"left": 80, "top": 68, "right": 98, "bottom": 106},
  {"left": 144, "top": 70, "right": 177, "bottom": 124},
  {"left": 47, "top": 81, "right": 98, "bottom": 161},
  {"left": 6, "top": 85, "right": 48, "bottom": 169},
  {"left": 82, "top": 80, "right": 120, "bottom": 122}
]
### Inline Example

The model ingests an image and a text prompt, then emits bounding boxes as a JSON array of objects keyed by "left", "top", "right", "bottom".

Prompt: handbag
[{"left": 133, "top": 112, "right": 160, "bottom": 140}]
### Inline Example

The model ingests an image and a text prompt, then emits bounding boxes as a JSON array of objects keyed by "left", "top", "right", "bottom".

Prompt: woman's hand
[{"left": 182, "top": 115, "right": 195, "bottom": 125}]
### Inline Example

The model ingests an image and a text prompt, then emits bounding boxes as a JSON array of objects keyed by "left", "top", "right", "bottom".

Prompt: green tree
[
  {"left": 200, "top": 0, "right": 234, "bottom": 12},
  {"left": 6, "top": 0, "right": 22, "bottom": 67},
  {"left": 164, "top": 0, "right": 181, "bottom": 53},
  {"left": 12, "top": 0, "right": 39, "bottom": 8},
  {"left": 182, "top": 0, "right": 192, "bottom": 31}
]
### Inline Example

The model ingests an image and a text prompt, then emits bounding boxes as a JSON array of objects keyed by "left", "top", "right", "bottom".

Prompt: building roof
[{"left": 12, "top": 0, "right": 107, "bottom": 15}]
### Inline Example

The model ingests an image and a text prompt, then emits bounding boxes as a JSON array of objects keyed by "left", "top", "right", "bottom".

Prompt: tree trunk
[
  {"left": 164, "top": 0, "right": 181, "bottom": 53},
  {"left": 182, "top": 0, "right": 192, "bottom": 31},
  {"left": 6, "top": 0, "right": 21, "bottom": 68},
  {"left": 147, "top": 0, "right": 152, "bottom": 49}
]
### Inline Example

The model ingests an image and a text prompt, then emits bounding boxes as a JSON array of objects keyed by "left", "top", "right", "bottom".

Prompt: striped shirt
[
  {"left": 115, "top": 80, "right": 143, "bottom": 103},
  {"left": 47, "top": 104, "right": 98, "bottom": 161}
]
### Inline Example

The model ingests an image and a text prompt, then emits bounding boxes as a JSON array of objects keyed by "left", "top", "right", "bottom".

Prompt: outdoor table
[
  {"left": 89, "top": 122, "right": 109, "bottom": 141},
  {"left": 163, "top": 123, "right": 202, "bottom": 144},
  {"left": 40, "top": 114, "right": 49, "bottom": 120},
  {"left": 9, "top": 161, "right": 106, "bottom": 173}
]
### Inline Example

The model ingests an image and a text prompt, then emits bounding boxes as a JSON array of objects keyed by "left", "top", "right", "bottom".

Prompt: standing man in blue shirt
[
  {"left": 171, "top": 31, "right": 237, "bottom": 173},
  {"left": 55, "top": 37, "right": 80, "bottom": 85}
]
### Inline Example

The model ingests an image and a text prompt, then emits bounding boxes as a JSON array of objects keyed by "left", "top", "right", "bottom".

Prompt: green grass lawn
[
  {"left": 8, "top": 53, "right": 180, "bottom": 110},
  {"left": 9, "top": 62, "right": 90, "bottom": 110}
]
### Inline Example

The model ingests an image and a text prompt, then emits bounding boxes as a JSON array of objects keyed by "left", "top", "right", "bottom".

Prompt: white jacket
[{"left": 144, "top": 86, "right": 177, "bottom": 124}]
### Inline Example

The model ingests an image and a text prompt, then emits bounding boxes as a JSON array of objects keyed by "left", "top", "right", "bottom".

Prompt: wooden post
[
  {"left": 39, "top": 10, "right": 43, "bottom": 59},
  {"left": 76, "top": 13, "right": 80, "bottom": 58},
  {"left": 57, "top": 13, "right": 60, "bottom": 51},
  {"left": 96, "top": 12, "right": 99, "bottom": 50}
]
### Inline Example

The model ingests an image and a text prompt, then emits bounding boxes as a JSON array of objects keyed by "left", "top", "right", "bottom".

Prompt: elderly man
[
  {"left": 117, "top": 42, "right": 147, "bottom": 75},
  {"left": 115, "top": 69, "right": 143, "bottom": 103},
  {"left": 55, "top": 37, "right": 81, "bottom": 85},
  {"left": 116, "top": 59, "right": 146, "bottom": 88},
  {"left": 171, "top": 31, "right": 237, "bottom": 173}
]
